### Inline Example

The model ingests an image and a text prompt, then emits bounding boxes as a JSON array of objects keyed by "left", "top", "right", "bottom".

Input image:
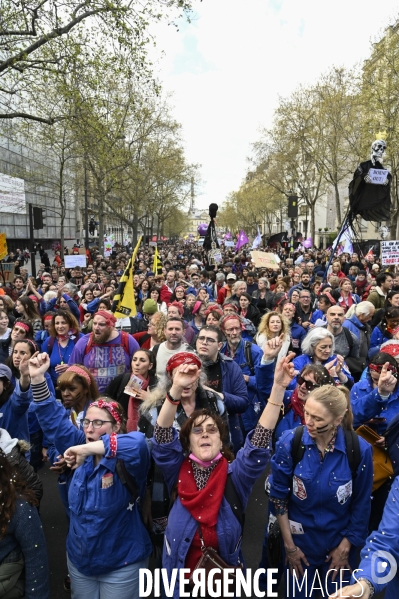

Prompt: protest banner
[
  {"left": 64, "top": 255, "right": 87, "bottom": 268},
  {"left": 381, "top": 240, "right": 399, "bottom": 265},
  {"left": 0, "top": 263, "right": 14, "bottom": 282},
  {"left": 250, "top": 250, "right": 281, "bottom": 269},
  {"left": 0, "top": 233, "right": 7, "bottom": 261}
]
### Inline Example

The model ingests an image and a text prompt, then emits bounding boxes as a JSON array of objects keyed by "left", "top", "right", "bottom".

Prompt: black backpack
[
  {"left": 243, "top": 341, "right": 255, "bottom": 376},
  {"left": 291, "top": 425, "right": 361, "bottom": 477},
  {"left": 384, "top": 414, "right": 399, "bottom": 477},
  {"left": 341, "top": 327, "right": 367, "bottom": 377}
]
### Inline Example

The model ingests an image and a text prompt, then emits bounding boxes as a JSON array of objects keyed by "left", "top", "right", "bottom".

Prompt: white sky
[{"left": 150, "top": 0, "right": 399, "bottom": 210}]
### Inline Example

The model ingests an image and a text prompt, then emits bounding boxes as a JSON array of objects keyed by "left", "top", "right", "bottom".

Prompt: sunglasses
[
  {"left": 297, "top": 376, "right": 320, "bottom": 392},
  {"left": 191, "top": 424, "right": 219, "bottom": 435}
]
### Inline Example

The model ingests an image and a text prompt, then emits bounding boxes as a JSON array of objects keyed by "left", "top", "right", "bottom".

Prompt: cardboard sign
[
  {"left": 381, "top": 240, "right": 399, "bottom": 265},
  {"left": 224, "top": 241, "right": 234, "bottom": 247},
  {"left": 368, "top": 168, "right": 389, "bottom": 185},
  {"left": 0, "top": 262, "right": 14, "bottom": 282},
  {"left": 64, "top": 255, "right": 87, "bottom": 268},
  {"left": 250, "top": 250, "right": 281, "bottom": 269}
]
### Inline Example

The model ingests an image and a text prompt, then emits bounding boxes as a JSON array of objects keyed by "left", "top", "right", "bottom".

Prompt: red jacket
[{"left": 217, "top": 285, "right": 232, "bottom": 305}]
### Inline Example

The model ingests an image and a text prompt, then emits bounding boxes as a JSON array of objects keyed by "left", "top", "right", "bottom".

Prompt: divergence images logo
[{"left": 370, "top": 550, "right": 397, "bottom": 586}]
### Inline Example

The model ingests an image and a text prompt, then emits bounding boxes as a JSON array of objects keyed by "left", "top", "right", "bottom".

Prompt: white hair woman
[{"left": 291, "top": 328, "right": 353, "bottom": 390}]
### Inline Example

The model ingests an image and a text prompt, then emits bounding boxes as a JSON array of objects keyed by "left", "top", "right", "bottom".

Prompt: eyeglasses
[
  {"left": 82, "top": 419, "right": 113, "bottom": 429},
  {"left": 197, "top": 336, "right": 218, "bottom": 345},
  {"left": 297, "top": 376, "right": 320, "bottom": 392},
  {"left": 191, "top": 424, "right": 219, "bottom": 435}
]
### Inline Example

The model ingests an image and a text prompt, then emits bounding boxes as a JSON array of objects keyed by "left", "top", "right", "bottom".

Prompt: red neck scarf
[
  {"left": 289, "top": 388, "right": 306, "bottom": 424},
  {"left": 178, "top": 456, "right": 228, "bottom": 574}
]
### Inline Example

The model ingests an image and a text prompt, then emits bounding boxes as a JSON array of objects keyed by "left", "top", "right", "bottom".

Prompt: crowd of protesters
[{"left": 1, "top": 240, "right": 399, "bottom": 598}]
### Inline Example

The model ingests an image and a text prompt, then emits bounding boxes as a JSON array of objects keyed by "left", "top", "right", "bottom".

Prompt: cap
[
  {"left": 226, "top": 273, "right": 237, "bottom": 281},
  {"left": 142, "top": 299, "right": 158, "bottom": 314},
  {"left": 0, "top": 364, "right": 12, "bottom": 381},
  {"left": 146, "top": 272, "right": 155, "bottom": 277},
  {"left": 116, "top": 270, "right": 123, "bottom": 276}
]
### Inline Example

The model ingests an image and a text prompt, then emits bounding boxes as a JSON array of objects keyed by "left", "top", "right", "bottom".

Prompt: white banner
[
  {"left": 368, "top": 168, "right": 388, "bottom": 185},
  {"left": 65, "top": 255, "right": 87, "bottom": 268},
  {"left": 381, "top": 240, "right": 399, "bottom": 265},
  {"left": 0, "top": 173, "right": 26, "bottom": 214}
]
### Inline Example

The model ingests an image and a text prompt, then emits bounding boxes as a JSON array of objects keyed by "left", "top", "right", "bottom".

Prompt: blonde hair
[
  {"left": 257, "top": 311, "right": 289, "bottom": 340},
  {"left": 152, "top": 311, "right": 167, "bottom": 342},
  {"left": 306, "top": 385, "right": 353, "bottom": 430}
]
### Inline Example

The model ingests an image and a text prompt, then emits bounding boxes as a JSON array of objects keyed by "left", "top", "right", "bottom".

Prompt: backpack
[
  {"left": 84, "top": 330, "right": 130, "bottom": 355},
  {"left": 243, "top": 341, "right": 255, "bottom": 376},
  {"left": 291, "top": 425, "right": 361, "bottom": 478},
  {"left": 341, "top": 327, "right": 367, "bottom": 377},
  {"left": 383, "top": 414, "right": 399, "bottom": 477},
  {"left": 46, "top": 333, "right": 80, "bottom": 354}
]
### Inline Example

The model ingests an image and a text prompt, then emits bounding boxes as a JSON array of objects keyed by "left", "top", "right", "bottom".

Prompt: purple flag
[{"left": 235, "top": 230, "right": 249, "bottom": 251}]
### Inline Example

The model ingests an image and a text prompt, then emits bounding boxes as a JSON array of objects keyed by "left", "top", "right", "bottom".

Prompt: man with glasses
[
  {"left": 220, "top": 314, "right": 270, "bottom": 446},
  {"left": 196, "top": 325, "right": 248, "bottom": 454},
  {"left": 296, "top": 290, "right": 313, "bottom": 330}
]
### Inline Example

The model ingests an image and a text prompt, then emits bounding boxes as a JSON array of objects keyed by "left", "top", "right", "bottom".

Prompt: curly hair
[
  {"left": 257, "top": 311, "right": 290, "bottom": 340},
  {"left": 151, "top": 311, "right": 167, "bottom": 342},
  {"left": 0, "top": 452, "right": 38, "bottom": 539},
  {"left": 49, "top": 309, "right": 80, "bottom": 338}
]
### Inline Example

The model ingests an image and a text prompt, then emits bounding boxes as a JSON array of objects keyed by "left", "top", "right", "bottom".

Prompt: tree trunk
[
  {"left": 310, "top": 203, "right": 316, "bottom": 243},
  {"left": 132, "top": 212, "right": 138, "bottom": 245},
  {"left": 98, "top": 192, "right": 104, "bottom": 252},
  {"left": 334, "top": 182, "right": 342, "bottom": 228},
  {"left": 59, "top": 158, "right": 65, "bottom": 260}
]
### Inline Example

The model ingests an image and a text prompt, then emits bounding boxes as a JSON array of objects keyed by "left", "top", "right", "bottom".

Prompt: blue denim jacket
[
  {"left": 151, "top": 428, "right": 271, "bottom": 598},
  {"left": 32, "top": 393, "right": 152, "bottom": 576}
]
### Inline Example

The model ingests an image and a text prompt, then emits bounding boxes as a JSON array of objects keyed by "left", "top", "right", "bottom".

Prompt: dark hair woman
[
  {"left": 15, "top": 296, "right": 42, "bottom": 333},
  {"left": 0, "top": 319, "right": 34, "bottom": 365},
  {"left": 238, "top": 292, "right": 261, "bottom": 327},
  {"left": 105, "top": 350, "right": 158, "bottom": 432},
  {"left": 0, "top": 453, "right": 49, "bottom": 598},
  {"left": 78, "top": 285, "right": 95, "bottom": 323},
  {"left": 370, "top": 289, "right": 399, "bottom": 329},
  {"left": 41, "top": 309, "right": 83, "bottom": 388},
  {"left": 368, "top": 306, "right": 399, "bottom": 360},
  {"left": 150, "top": 352, "right": 297, "bottom": 597},
  {"left": 7, "top": 338, "right": 55, "bottom": 468}
]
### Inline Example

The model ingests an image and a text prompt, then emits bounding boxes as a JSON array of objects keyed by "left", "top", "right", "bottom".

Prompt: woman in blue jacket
[
  {"left": 269, "top": 384, "right": 373, "bottom": 598},
  {"left": 151, "top": 351, "right": 296, "bottom": 598},
  {"left": 368, "top": 306, "right": 399, "bottom": 360},
  {"left": 350, "top": 352, "right": 399, "bottom": 435},
  {"left": 28, "top": 352, "right": 152, "bottom": 599},
  {"left": 291, "top": 328, "right": 353, "bottom": 389},
  {"left": 278, "top": 300, "right": 306, "bottom": 357},
  {"left": 335, "top": 477, "right": 399, "bottom": 599}
]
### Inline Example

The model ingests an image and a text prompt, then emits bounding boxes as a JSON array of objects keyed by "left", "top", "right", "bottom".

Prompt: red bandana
[
  {"left": 165, "top": 352, "right": 201, "bottom": 374},
  {"left": 288, "top": 388, "right": 306, "bottom": 424},
  {"left": 89, "top": 400, "right": 121, "bottom": 423},
  {"left": 178, "top": 456, "right": 228, "bottom": 574}
]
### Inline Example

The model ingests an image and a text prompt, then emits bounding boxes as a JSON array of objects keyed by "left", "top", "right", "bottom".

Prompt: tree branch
[
  {"left": 0, "top": 112, "right": 66, "bottom": 124},
  {"left": 0, "top": 5, "right": 126, "bottom": 75}
]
